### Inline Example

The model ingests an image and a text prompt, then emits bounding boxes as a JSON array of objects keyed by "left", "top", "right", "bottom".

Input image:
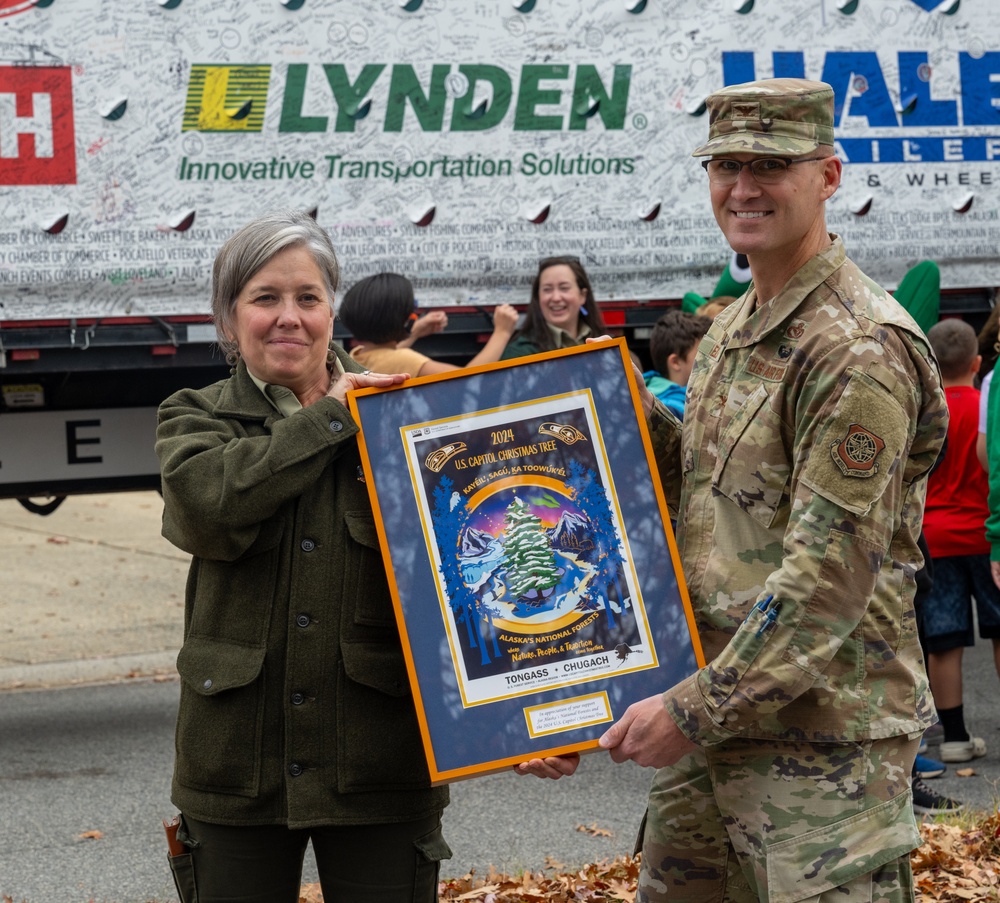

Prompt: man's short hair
[
  {"left": 927, "top": 318, "right": 978, "bottom": 380},
  {"left": 692, "top": 78, "right": 835, "bottom": 158},
  {"left": 649, "top": 310, "right": 712, "bottom": 375}
]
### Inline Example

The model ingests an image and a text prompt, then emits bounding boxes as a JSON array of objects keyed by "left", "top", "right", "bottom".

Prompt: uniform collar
[{"left": 722, "top": 235, "right": 845, "bottom": 349}]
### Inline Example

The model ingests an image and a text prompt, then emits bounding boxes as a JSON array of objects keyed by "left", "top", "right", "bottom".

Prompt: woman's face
[
  {"left": 537, "top": 264, "right": 587, "bottom": 338},
  {"left": 227, "top": 244, "right": 334, "bottom": 404}
]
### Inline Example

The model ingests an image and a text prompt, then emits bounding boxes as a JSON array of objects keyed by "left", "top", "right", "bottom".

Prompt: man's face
[{"left": 709, "top": 153, "right": 840, "bottom": 262}]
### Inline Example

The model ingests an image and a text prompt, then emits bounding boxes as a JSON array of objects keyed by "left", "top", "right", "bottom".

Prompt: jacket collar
[{"left": 212, "top": 344, "right": 362, "bottom": 420}]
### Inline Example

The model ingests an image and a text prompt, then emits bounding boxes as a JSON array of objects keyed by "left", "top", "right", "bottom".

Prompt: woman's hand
[
  {"left": 492, "top": 303, "right": 520, "bottom": 337},
  {"left": 403, "top": 310, "right": 449, "bottom": 345},
  {"left": 327, "top": 369, "right": 408, "bottom": 406}
]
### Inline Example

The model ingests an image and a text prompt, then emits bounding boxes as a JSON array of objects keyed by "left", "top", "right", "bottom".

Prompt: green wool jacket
[{"left": 156, "top": 349, "right": 448, "bottom": 828}]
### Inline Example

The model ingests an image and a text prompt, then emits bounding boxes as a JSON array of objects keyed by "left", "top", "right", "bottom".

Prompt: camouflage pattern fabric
[
  {"left": 691, "top": 79, "right": 835, "bottom": 158},
  {"left": 638, "top": 735, "right": 921, "bottom": 903},
  {"left": 643, "top": 235, "right": 947, "bottom": 900}
]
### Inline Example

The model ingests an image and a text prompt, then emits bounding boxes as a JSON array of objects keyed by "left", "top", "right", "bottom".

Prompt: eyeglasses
[{"left": 701, "top": 156, "right": 830, "bottom": 185}]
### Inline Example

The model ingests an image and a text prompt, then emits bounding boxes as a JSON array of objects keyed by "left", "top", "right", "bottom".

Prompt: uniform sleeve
[
  {"left": 156, "top": 387, "right": 359, "bottom": 561},
  {"left": 646, "top": 399, "right": 683, "bottom": 517},
  {"left": 667, "top": 334, "right": 946, "bottom": 745}
]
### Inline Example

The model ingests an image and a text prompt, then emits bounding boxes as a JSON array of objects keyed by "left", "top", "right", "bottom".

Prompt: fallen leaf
[
  {"left": 79, "top": 830, "right": 104, "bottom": 840},
  {"left": 576, "top": 822, "right": 612, "bottom": 837},
  {"left": 47, "top": 536, "right": 69, "bottom": 544},
  {"left": 956, "top": 767, "right": 977, "bottom": 777},
  {"left": 298, "top": 883, "right": 323, "bottom": 903}
]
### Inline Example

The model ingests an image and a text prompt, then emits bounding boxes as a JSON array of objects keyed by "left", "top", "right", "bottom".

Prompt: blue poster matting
[{"left": 350, "top": 339, "right": 701, "bottom": 783}]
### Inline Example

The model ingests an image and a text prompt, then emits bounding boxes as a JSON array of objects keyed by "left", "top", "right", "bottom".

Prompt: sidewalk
[{"left": 0, "top": 491, "right": 187, "bottom": 690}]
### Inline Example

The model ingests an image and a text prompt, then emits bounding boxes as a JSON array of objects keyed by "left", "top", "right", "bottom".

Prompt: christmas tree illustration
[{"left": 502, "top": 497, "right": 561, "bottom": 600}]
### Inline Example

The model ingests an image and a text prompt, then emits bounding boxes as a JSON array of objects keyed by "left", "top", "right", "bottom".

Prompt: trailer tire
[{"left": 18, "top": 496, "right": 67, "bottom": 516}]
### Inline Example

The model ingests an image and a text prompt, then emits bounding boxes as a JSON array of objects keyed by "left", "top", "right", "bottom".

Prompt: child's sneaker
[
  {"left": 912, "top": 777, "right": 965, "bottom": 815},
  {"left": 914, "top": 754, "right": 946, "bottom": 779},
  {"left": 939, "top": 736, "right": 987, "bottom": 763}
]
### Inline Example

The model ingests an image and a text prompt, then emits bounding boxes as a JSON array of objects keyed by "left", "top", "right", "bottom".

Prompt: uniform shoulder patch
[{"left": 830, "top": 423, "right": 886, "bottom": 478}]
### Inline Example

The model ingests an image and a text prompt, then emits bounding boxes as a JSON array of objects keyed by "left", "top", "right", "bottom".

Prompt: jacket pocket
[
  {"left": 174, "top": 637, "right": 266, "bottom": 796},
  {"left": 186, "top": 521, "right": 282, "bottom": 645},
  {"left": 713, "top": 383, "right": 790, "bottom": 529},
  {"left": 343, "top": 511, "right": 398, "bottom": 629},
  {"left": 336, "top": 641, "right": 432, "bottom": 792}
]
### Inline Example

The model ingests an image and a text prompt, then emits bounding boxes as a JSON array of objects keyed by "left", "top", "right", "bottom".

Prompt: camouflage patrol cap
[{"left": 692, "top": 78, "right": 835, "bottom": 157}]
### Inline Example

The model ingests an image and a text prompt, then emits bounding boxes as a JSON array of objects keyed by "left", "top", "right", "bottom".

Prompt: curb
[{"left": 0, "top": 650, "right": 179, "bottom": 692}]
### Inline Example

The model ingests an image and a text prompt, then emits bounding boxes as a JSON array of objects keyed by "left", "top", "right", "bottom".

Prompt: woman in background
[{"left": 500, "top": 256, "right": 607, "bottom": 360}]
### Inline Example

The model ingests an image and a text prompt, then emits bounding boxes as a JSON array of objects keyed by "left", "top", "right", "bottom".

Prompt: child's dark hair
[
  {"left": 337, "top": 273, "right": 415, "bottom": 344},
  {"left": 928, "top": 318, "right": 978, "bottom": 381},
  {"left": 649, "top": 309, "right": 712, "bottom": 375}
]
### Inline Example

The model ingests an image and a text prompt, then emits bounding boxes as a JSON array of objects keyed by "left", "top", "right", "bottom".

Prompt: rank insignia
[{"left": 831, "top": 424, "right": 885, "bottom": 478}]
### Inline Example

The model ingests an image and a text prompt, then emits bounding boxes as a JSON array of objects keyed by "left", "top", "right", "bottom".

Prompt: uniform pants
[
  {"left": 168, "top": 811, "right": 450, "bottom": 903},
  {"left": 637, "top": 735, "right": 921, "bottom": 903}
]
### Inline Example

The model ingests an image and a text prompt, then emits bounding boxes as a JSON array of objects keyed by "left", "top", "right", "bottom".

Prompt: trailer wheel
[{"left": 18, "top": 496, "right": 67, "bottom": 516}]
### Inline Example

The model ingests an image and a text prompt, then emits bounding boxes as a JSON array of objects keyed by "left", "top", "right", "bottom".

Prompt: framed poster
[{"left": 348, "top": 338, "right": 704, "bottom": 784}]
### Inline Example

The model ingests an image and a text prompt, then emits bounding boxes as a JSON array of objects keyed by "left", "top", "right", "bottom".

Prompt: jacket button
[
  {"left": 301, "top": 539, "right": 316, "bottom": 552},
  {"left": 289, "top": 763, "right": 303, "bottom": 777},
  {"left": 329, "top": 420, "right": 343, "bottom": 432},
  {"left": 291, "top": 692, "right": 305, "bottom": 705},
  {"left": 296, "top": 613, "right": 311, "bottom": 628},
  {"left": 203, "top": 679, "right": 213, "bottom": 690}
]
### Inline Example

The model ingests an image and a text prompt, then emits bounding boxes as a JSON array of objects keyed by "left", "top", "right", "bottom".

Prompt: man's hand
[
  {"left": 599, "top": 695, "right": 697, "bottom": 768},
  {"left": 586, "top": 336, "right": 655, "bottom": 417},
  {"left": 512, "top": 753, "right": 581, "bottom": 780}
]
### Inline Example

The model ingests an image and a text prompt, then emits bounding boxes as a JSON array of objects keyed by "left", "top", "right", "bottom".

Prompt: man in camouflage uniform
[{"left": 520, "top": 80, "right": 947, "bottom": 902}]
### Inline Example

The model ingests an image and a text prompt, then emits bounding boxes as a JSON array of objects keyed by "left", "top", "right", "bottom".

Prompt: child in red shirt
[{"left": 923, "top": 319, "right": 1000, "bottom": 763}]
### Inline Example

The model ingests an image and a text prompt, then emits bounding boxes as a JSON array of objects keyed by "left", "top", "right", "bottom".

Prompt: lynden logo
[
  {"left": 0, "top": 66, "right": 76, "bottom": 185},
  {"left": 183, "top": 62, "right": 631, "bottom": 134}
]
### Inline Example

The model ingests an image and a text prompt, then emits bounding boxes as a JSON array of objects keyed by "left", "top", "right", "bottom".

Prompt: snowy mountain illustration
[
  {"left": 462, "top": 526, "right": 496, "bottom": 557},
  {"left": 548, "top": 510, "right": 593, "bottom": 553}
]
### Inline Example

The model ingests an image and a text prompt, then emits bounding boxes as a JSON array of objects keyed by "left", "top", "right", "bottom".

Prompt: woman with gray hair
[{"left": 155, "top": 211, "right": 450, "bottom": 902}]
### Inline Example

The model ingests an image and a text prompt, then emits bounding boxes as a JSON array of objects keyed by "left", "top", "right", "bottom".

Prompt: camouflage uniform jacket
[{"left": 649, "top": 236, "right": 947, "bottom": 746}]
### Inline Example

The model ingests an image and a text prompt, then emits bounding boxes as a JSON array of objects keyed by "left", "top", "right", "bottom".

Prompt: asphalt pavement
[{"left": 2, "top": 491, "right": 1000, "bottom": 903}]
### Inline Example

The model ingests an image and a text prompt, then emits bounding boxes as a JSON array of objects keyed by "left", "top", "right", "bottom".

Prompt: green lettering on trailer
[
  {"left": 450, "top": 65, "right": 513, "bottom": 131},
  {"left": 279, "top": 64, "right": 327, "bottom": 132},
  {"left": 325, "top": 64, "right": 386, "bottom": 132},
  {"left": 383, "top": 64, "right": 450, "bottom": 132},
  {"left": 568, "top": 64, "right": 631, "bottom": 130},
  {"left": 514, "top": 65, "right": 569, "bottom": 131}
]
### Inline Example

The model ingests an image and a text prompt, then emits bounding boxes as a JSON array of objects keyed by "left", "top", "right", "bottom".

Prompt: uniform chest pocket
[{"left": 712, "top": 383, "right": 790, "bottom": 529}]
